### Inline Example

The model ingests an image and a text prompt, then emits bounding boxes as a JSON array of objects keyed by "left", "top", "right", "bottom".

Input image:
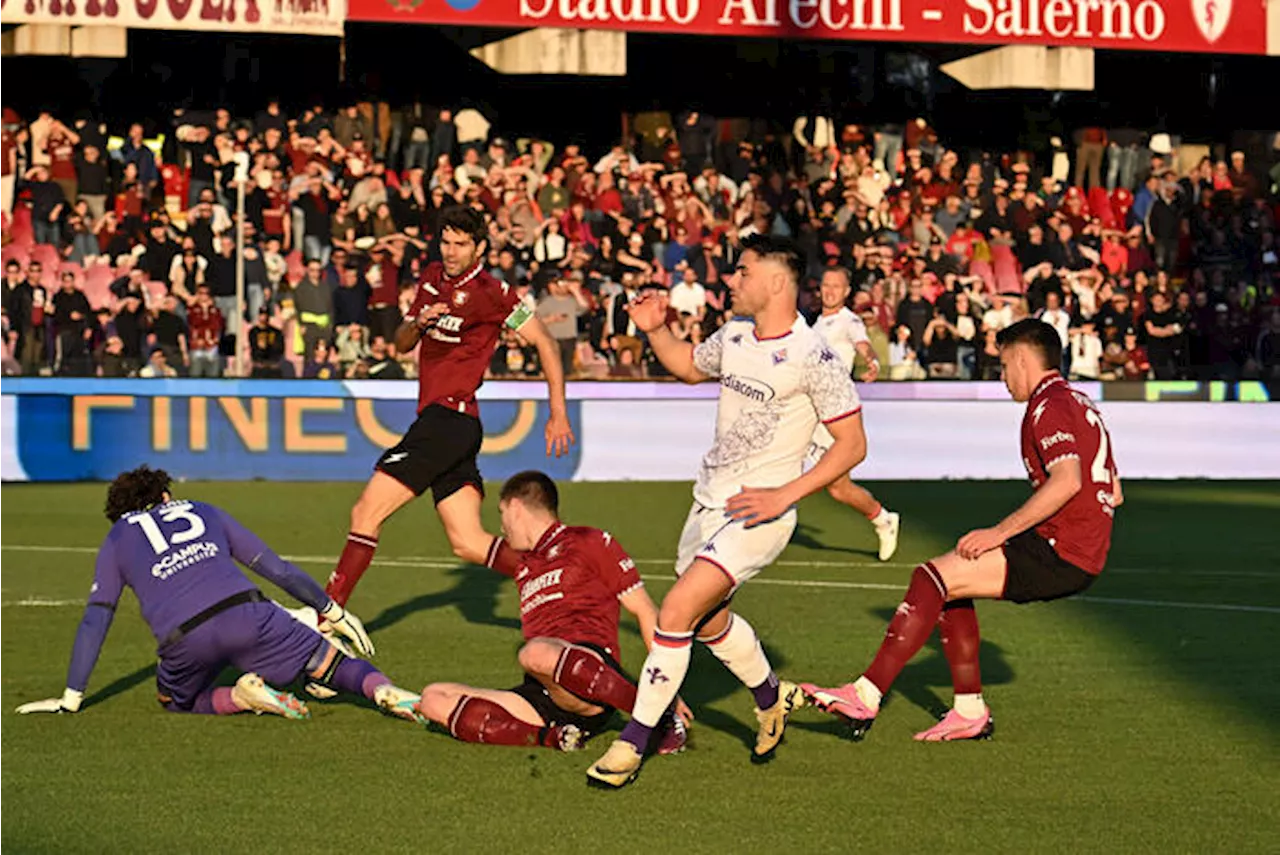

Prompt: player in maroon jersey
[
  {"left": 322, "top": 207, "right": 574, "bottom": 611},
  {"left": 418, "top": 472, "right": 689, "bottom": 752},
  {"left": 802, "top": 318, "right": 1122, "bottom": 741}
]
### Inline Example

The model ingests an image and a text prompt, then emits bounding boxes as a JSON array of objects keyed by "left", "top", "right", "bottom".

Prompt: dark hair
[
  {"left": 104, "top": 465, "right": 172, "bottom": 522},
  {"left": 438, "top": 206, "right": 487, "bottom": 245},
  {"left": 996, "top": 318, "right": 1063, "bottom": 369},
  {"left": 499, "top": 470, "right": 559, "bottom": 514},
  {"left": 740, "top": 234, "right": 804, "bottom": 287}
]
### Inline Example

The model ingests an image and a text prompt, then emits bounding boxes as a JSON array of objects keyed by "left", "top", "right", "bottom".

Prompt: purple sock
[
  {"left": 191, "top": 686, "right": 240, "bottom": 715},
  {"left": 326, "top": 655, "right": 386, "bottom": 700},
  {"left": 619, "top": 719, "right": 655, "bottom": 751},
  {"left": 751, "top": 673, "right": 780, "bottom": 710}
]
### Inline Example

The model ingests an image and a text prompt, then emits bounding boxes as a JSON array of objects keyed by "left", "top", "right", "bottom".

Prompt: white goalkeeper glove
[
  {"left": 17, "top": 688, "right": 84, "bottom": 715},
  {"left": 320, "top": 601, "right": 375, "bottom": 659}
]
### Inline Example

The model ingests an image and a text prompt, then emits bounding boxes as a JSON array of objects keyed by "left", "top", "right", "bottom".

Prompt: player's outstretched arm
[
  {"left": 514, "top": 315, "right": 575, "bottom": 457},
  {"left": 957, "top": 458, "right": 1083, "bottom": 559},
  {"left": 213, "top": 507, "right": 330, "bottom": 612},
  {"left": 855, "top": 341, "right": 880, "bottom": 382},
  {"left": 627, "top": 291, "right": 710, "bottom": 383}
]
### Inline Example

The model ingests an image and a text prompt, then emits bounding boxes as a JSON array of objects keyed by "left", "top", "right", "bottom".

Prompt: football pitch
[{"left": 3, "top": 480, "right": 1278, "bottom": 854}]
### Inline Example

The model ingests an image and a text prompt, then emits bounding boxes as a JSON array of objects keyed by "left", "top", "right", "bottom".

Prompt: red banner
[
  {"left": 347, "top": 0, "right": 1269, "bottom": 55},
  {"left": 0, "top": 0, "right": 345, "bottom": 35}
]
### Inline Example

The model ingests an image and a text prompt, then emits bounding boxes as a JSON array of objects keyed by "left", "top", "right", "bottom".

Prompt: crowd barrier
[{"left": 1, "top": 379, "right": 1276, "bottom": 483}]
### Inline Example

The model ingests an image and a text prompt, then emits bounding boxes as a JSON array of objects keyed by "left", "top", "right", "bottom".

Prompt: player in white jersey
[
  {"left": 809, "top": 268, "right": 901, "bottom": 560},
  {"left": 587, "top": 235, "right": 869, "bottom": 789}
]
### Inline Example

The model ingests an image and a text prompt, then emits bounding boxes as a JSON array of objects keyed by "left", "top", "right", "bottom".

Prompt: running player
[
  {"left": 810, "top": 267, "right": 900, "bottom": 560},
  {"left": 15, "top": 466, "right": 423, "bottom": 723},
  {"left": 586, "top": 235, "right": 868, "bottom": 788},
  {"left": 322, "top": 206, "right": 574, "bottom": 611},
  {"left": 802, "top": 319, "right": 1122, "bottom": 741},
  {"left": 418, "top": 471, "right": 689, "bottom": 753}
]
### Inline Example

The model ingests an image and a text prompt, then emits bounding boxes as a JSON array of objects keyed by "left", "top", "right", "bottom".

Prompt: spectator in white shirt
[
  {"left": 1070, "top": 321, "right": 1104, "bottom": 380},
  {"left": 1038, "top": 290, "right": 1071, "bottom": 347},
  {"left": 668, "top": 266, "right": 707, "bottom": 322}
]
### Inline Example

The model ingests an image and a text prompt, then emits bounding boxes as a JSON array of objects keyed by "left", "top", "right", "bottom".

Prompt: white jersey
[
  {"left": 691, "top": 315, "right": 862, "bottom": 508},
  {"left": 812, "top": 307, "right": 869, "bottom": 374}
]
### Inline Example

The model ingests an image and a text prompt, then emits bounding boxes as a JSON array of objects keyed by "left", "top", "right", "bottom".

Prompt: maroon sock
[
  {"left": 939, "top": 599, "right": 983, "bottom": 696},
  {"left": 447, "top": 695, "right": 559, "bottom": 749},
  {"left": 554, "top": 645, "right": 637, "bottom": 711},
  {"left": 485, "top": 537, "right": 523, "bottom": 577},
  {"left": 325, "top": 532, "right": 378, "bottom": 607},
  {"left": 864, "top": 562, "right": 947, "bottom": 695}
]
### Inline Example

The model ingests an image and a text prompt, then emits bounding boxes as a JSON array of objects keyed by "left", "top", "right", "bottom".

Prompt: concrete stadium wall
[{"left": 1, "top": 380, "right": 1276, "bottom": 482}]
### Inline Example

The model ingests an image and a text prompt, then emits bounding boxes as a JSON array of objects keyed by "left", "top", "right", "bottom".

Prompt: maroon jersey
[
  {"left": 500, "top": 524, "right": 644, "bottom": 659},
  {"left": 1019, "top": 373, "right": 1119, "bottom": 575},
  {"left": 406, "top": 261, "right": 527, "bottom": 417}
]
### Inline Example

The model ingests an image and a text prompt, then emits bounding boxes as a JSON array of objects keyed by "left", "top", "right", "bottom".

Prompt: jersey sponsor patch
[
  {"left": 1039, "top": 430, "right": 1075, "bottom": 450},
  {"left": 504, "top": 302, "right": 534, "bottom": 331}
]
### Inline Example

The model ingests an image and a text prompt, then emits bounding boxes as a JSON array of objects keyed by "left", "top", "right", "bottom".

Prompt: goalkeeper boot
[
  {"left": 800, "top": 681, "right": 878, "bottom": 741},
  {"left": 752, "top": 679, "right": 804, "bottom": 763},
  {"left": 876, "top": 511, "right": 901, "bottom": 562},
  {"left": 232, "top": 673, "right": 310, "bottom": 720},
  {"left": 586, "top": 739, "right": 644, "bottom": 789},
  {"left": 374, "top": 683, "right": 427, "bottom": 725},
  {"left": 913, "top": 707, "right": 994, "bottom": 742}
]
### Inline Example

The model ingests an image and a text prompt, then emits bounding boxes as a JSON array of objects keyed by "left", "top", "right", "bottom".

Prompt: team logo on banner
[{"left": 1192, "top": 0, "right": 1230, "bottom": 42}]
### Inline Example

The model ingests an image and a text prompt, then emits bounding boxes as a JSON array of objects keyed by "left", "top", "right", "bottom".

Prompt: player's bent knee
[
  {"left": 419, "top": 684, "right": 465, "bottom": 724},
  {"left": 517, "top": 640, "right": 562, "bottom": 677}
]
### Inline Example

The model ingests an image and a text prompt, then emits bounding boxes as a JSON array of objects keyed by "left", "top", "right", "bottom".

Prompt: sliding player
[
  {"left": 16, "top": 466, "right": 422, "bottom": 724},
  {"left": 811, "top": 267, "right": 900, "bottom": 560},
  {"left": 418, "top": 471, "right": 688, "bottom": 754},
  {"left": 802, "top": 319, "right": 1121, "bottom": 741},
  {"left": 586, "top": 235, "right": 868, "bottom": 788}
]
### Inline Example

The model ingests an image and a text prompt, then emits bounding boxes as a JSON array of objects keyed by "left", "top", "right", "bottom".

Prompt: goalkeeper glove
[
  {"left": 17, "top": 688, "right": 84, "bottom": 715},
  {"left": 320, "top": 601, "right": 375, "bottom": 659}
]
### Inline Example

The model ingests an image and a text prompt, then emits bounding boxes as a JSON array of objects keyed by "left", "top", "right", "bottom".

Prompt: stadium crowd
[{"left": 2, "top": 103, "right": 1278, "bottom": 381}]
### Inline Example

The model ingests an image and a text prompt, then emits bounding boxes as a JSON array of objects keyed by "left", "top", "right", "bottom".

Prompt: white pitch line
[{"left": 1, "top": 544, "right": 1275, "bottom": 616}]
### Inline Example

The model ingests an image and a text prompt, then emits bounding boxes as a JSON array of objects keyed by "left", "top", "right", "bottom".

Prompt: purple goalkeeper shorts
[{"left": 156, "top": 601, "right": 324, "bottom": 711}]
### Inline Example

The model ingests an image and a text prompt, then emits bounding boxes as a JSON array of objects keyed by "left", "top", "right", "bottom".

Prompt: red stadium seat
[{"left": 30, "top": 243, "right": 61, "bottom": 273}]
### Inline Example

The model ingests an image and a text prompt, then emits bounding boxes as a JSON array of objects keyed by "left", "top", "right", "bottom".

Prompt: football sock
[
  {"left": 863, "top": 562, "right": 947, "bottom": 696},
  {"left": 192, "top": 686, "right": 241, "bottom": 715},
  {"left": 620, "top": 629, "right": 693, "bottom": 749},
  {"left": 554, "top": 645, "right": 637, "bottom": 712},
  {"left": 940, "top": 599, "right": 983, "bottom": 697},
  {"left": 853, "top": 676, "right": 883, "bottom": 710},
  {"left": 485, "top": 536, "right": 523, "bottom": 577},
  {"left": 325, "top": 532, "right": 379, "bottom": 606},
  {"left": 448, "top": 695, "right": 559, "bottom": 748},
  {"left": 865, "top": 502, "right": 886, "bottom": 523},
  {"left": 325, "top": 654, "right": 387, "bottom": 700},
  {"left": 700, "top": 613, "right": 778, "bottom": 708},
  {"left": 954, "top": 693, "right": 987, "bottom": 719}
]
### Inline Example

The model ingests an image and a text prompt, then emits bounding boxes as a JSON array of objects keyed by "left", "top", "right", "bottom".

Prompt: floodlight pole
[{"left": 233, "top": 152, "right": 249, "bottom": 377}]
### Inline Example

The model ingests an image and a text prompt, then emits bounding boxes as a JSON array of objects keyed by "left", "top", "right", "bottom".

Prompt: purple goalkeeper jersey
[{"left": 89, "top": 500, "right": 279, "bottom": 644}]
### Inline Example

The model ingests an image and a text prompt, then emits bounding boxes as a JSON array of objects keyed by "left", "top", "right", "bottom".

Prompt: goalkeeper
[{"left": 16, "top": 465, "right": 422, "bottom": 723}]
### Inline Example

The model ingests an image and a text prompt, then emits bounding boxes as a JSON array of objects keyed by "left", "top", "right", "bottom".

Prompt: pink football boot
[
  {"left": 913, "top": 707, "right": 995, "bottom": 742},
  {"left": 799, "top": 682, "right": 877, "bottom": 741}
]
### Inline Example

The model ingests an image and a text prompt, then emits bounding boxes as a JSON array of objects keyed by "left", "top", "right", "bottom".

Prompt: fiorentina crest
[{"left": 1191, "top": 0, "right": 1230, "bottom": 43}]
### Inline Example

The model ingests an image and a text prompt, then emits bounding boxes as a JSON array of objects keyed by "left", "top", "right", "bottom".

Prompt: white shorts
[{"left": 674, "top": 501, "right": 796, "bottom": 591}]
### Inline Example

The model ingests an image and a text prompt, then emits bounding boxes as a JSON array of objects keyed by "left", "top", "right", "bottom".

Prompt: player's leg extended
[
  {"left": 419, "top": 682, "right": 583, "bottom": 750},
  {"left": 914, "top": 599, "right": 993, "bottom": 742},
  {"left": 327, "top": 472, "right": 417, "bottom": 606},
  {"left": 825, "top": 477, "right": 900, "bottom": 562},
  {"left": 587, "top": 560, "right": 728, "bottom": 788},
  {"left": 803, "top": 549, "right": 1005, "bottom": 739}
]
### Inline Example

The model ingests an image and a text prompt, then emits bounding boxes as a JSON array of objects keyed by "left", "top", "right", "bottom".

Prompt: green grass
[{"left": 3, "top": 480, "right": 1279, "bottom": 854}]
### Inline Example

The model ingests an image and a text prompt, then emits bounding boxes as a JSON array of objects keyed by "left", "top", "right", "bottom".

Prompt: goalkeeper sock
[
  {"left": 940, "top": 599, "right": 983, "bottom": 697},
  {"left": 863, "top": 562, "right": 947, "bottom": 697},
  {"left": 326, "top": 532, "right": 378, "bottom": 607},
  {"left": 700, "top": 613, "right": 778, "bottom": 708},
  {"left": 619, "top": 629, "right": 692, "bottom": 750},
  {"left": 554, "top": 645, "right": 636, "bottom": 711},
  {"left": 325, "top": 654, "right": 386, "bottom": 700},
  {"left": 448, "top": 696, "right": 559, "bottom": 748},
  {"left": 485, "top": 537, "right": 522, "bottom": 577},
  {"left": 192, "top": 687, "right": 241, "bottom": 715}
]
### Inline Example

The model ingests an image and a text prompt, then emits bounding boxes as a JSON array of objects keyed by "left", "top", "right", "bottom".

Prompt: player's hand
[
  {"left": 545, "top": 409, "right": 575, "bottom": 458},
  {"left": 625, "top": 291, "right": 669, "bottom": 334},
  {"left": 726, "top": 486, "right": 792, "bottom": 528},
  {"left": 861, "top": 359, "right": 880, "bottom": 382},
  {"left": 321, "top": 602, "right": 375, "bottom": 659},
  {"left": 415, "top": 302, "right": 449, "bottom": 332},
  {"left": 675, "top": 696, "right": 694, "bottom": 726},
  {"left": 956, "top": 527, "right": 1005, "bottom": 561},
  {"left": 17, "top": 689, "right": 83, "bottom": 715}
]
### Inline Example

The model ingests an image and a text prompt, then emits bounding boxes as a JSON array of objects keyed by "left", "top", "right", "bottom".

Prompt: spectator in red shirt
[{"left": 186, "top": 285, "right": 225, "bottom": 378}]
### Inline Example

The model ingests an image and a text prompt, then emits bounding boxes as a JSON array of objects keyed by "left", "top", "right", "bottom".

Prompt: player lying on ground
[
  {"left": 319, "top": 206, "right": 575, "bottom": 617},
  {"left": 586, "top": 235, "right": 869, "bottom": 788},
  {"left": 802, "top": 318, "right": 1122, "bottom": 741},
  {"left": 418, "top": 471, "right": 690, "bottom": 753},
  {"left": 16, "top": 466, "right": 423, "bottom": 723},
  {"left": 810, "top": 267, "right": 900, "bottom": 561}
]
